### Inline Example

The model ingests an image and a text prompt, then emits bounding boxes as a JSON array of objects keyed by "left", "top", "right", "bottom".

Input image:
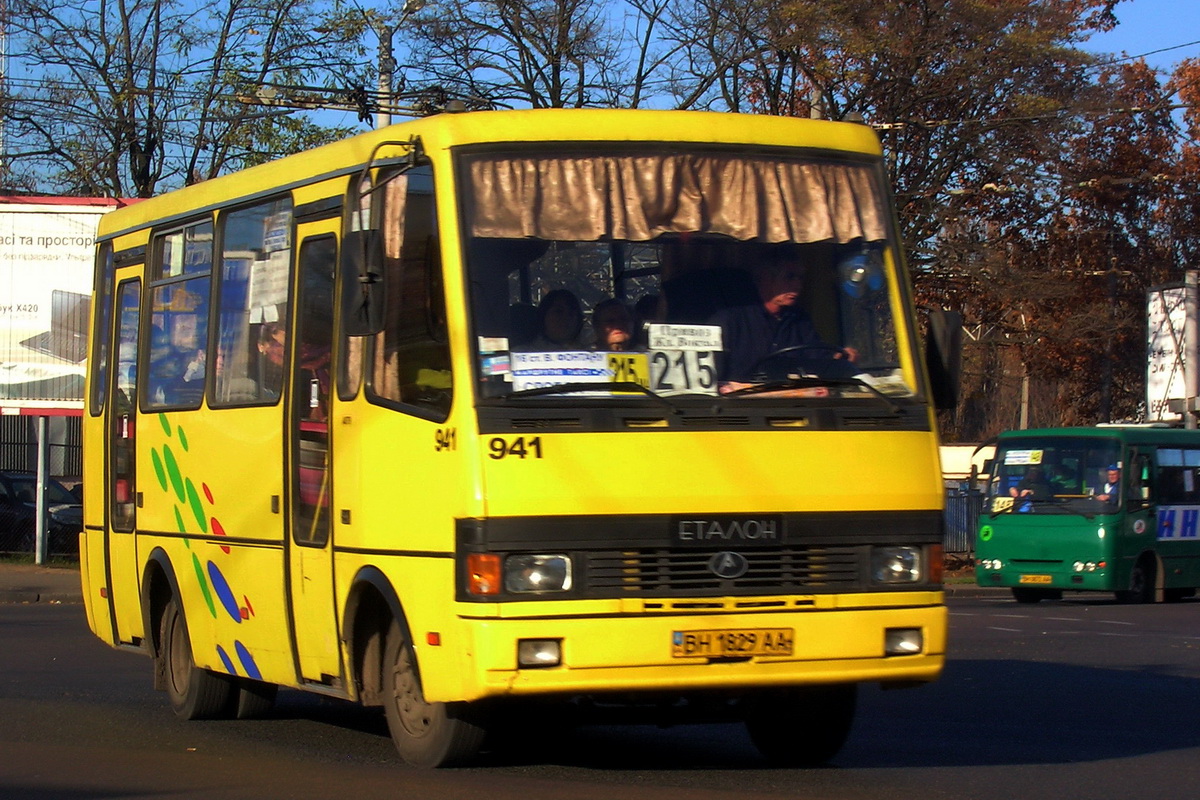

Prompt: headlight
[
  {"left": 871, "top": 546, "right": 922, "bottom": 584},
  {"left": 505, "top": 554, "right": 573, "bottom": 593}
]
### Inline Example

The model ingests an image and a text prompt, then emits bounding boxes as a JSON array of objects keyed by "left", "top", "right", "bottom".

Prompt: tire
[
  {"left": 234, "top": 679, "right": 278, "bottom": 719},
  {"left": 1116, "top": 559, "right": 1156, "bottom": 604},
  {"left": 1011, "top": 588, "right": 1061, "bottom": 603},
  {"left": 159, "top": 597, "right": 237, "bottom": 720},
  {"left": 382, "top": 619, "right": 487, "bottom": 768},
  {"left": 744, "top": 684, "right": 857, "bottom": 767}
]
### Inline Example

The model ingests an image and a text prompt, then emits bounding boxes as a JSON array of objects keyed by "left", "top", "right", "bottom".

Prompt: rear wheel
[
  {"left": 1165, "top": 588, "right": 1196, "bottom": 603},
  {"left": 382, "top": 619, "right": 487, "bottom": 768},
  {"left": 159, "top": 597, "right": 236, "bottom": 720},
  {"left": 743, "top": 684, "right": 857, "bottom": 767}
]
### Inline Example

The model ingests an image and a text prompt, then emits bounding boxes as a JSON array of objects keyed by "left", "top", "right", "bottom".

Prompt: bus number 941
[{"left": 488, "top": 436, "right": 543, "bottom": 460}]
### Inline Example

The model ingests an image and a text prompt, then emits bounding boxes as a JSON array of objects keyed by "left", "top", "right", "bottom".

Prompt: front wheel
[
  {"left": 743, "top": 684, "right": 857, "bottom": 767},
  {"left": 158, "top": 596, "right": 236, "bottom": 720},
  {"left": 382, "top": 619, "right": 487, "bottom": 768},
  {"left": 1116, "top": 559, "right": 1156, "bottom": 604}
]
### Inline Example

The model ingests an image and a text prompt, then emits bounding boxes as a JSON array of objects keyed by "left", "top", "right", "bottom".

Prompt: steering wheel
[{"left": 746, "top": 343, "right": 852, "bottom": 381}]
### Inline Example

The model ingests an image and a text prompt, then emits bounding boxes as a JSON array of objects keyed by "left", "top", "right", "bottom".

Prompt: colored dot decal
[
  {"left": 203, "top": 483, "right": 214, "bottom": 504},
  {"left": 192, "top": 552, "right": 217, "bottom": 619},
  {"left": 159, "top": 413, "right": 172, "bottom": 437},
  {"left": 177, "top": 425, "right": 189, "bottom": 452},
  {"left": 186, "top": 478, "right": 209, "bottom": 533},
  {"left": 212, "top": 518, "right": 230, "bottom": 554},
  {"left": 163, "top": 444, "right": 186, "bottom": 503},
  {"left": 174, "top": 506, "right": 187, "bottom": 533},
  {"left": 235, "top": 641, "right": 262, "bottom": 680},
  {"left": 216, "top": 644, "right": 237, "bottom": 675},
  {"left": 207, "top": 560, "right": 241, "bottom": 624},
  {"left": 151, "top": 449, "right": 168, "bottom": 492}
]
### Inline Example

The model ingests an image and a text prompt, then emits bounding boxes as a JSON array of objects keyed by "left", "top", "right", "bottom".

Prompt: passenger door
[
  {"left": 107, "top": 279, "right": 143, "bottom": 643},
  {"left": 287, "top": 229, "right": 341, "bottom": 683}
]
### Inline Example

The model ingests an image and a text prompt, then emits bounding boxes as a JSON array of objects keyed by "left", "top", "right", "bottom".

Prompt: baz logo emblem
[{"left": 708, "top": 551, "right": 749, "bottom": 579}]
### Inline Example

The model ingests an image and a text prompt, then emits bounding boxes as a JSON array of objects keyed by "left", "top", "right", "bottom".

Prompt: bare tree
[
  {"left": 2, "top": 0, "right": 368, "bottom": 196},
  {"left": 399, "top": 0, "right": 687, "bottom": 108}
]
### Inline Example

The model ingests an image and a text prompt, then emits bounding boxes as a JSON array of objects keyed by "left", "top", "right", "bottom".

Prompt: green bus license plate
[
  {"left": 672, "top": 628, "right": 794, "bottom": 658},
  {"left": 1019, "top": 574, "right": 1053, "bottom": 584}
]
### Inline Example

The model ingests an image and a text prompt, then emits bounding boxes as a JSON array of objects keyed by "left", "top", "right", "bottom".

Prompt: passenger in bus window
[
  {"left": 532, "top": 289, "right": 584, "bottom": 350},
  {"left": 709, "top": 244, "right": 857, "bottom": 386},
  {"left": 1010, "top": 466, "right": 1053, "bottom": 501},
  {"left": 591, "top": 298, "right": 636, "bottom": 351},
  {"left": 257, "top": 323, "right": 287, "bottom": 398}
]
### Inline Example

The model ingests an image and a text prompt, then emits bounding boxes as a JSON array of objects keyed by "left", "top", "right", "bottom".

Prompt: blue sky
[{"left": 1084, "top": 0, "right": 1200, "bottom": 73}]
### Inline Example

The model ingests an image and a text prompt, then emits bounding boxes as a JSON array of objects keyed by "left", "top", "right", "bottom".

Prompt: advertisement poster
[
  {"left": 0, "top": 197, "right": 119, "bottom": 410},
  {"left": 1147, "top": 283, "right": 1190, "bottom": 423}
]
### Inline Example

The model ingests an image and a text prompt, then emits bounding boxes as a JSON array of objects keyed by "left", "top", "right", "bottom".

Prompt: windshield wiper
[
  {"left": 504, "top": 381, "right": 677, "bottom": 411},
  {"left": 724, "top": 375, "right": 902, "bottom": 412}
]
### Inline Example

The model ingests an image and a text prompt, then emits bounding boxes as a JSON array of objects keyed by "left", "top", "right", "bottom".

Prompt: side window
[
  {"left": 89, "top": 243, "right": 115, "bottom": 415},
  {"left": 370, "top": 166, "right": 452, "bottom": 419},
  {"left": 146, "top": 221, "right": 212, "bottom": 410},
  {"left": 339, "top": 174, "right": 373, "bottom": 401},
  {"left": 213, "top": 198, "right": 294, "bottom": 407},
  {"left": 1155, "top": 448, "right": 1200, "bottom": 504}
]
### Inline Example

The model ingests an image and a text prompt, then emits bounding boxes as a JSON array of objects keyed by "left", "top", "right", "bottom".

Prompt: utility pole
[{"left": 374, "top": 21, "right": 395, "bottom": 129}]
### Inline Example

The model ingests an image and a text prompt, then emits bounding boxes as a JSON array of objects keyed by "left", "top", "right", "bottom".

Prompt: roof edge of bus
[
  {"left": 998, "top": 423, "right": 1181, "bottom": 437},
  {"left": 95, "top": 108, "right": 884, "bottom": 239}
]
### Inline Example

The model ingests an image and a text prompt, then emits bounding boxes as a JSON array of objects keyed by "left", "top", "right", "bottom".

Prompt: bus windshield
[
  {"left": 987, "top": 437, "right": 1122, "bottom": 515},
  {"left": 461, "top": 147, "right": 913, "bottom": 402}
]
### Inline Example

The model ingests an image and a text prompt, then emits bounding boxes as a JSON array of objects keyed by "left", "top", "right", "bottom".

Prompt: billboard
[
  {"left": 0, "top": 197, "right": 119, "bottom": 411},
  {"left": 1147, "top": 281, "right": 1191, "bottom": 423}
]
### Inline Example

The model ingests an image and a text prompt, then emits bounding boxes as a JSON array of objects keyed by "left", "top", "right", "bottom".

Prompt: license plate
[
  {"left": 1019, "top": 574, "right": 1053, "bottom": 584},
  {"left": 672, "top": 628, "right": 794, "bottom": 658}
]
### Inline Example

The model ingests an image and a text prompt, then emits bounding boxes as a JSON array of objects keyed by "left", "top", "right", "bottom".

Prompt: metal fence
[
  {"left": 0, "top": 415, "right": 82, "bottom": 478},
  {"left": 944, "top": 487, "right": 985, "bottom": 556}
]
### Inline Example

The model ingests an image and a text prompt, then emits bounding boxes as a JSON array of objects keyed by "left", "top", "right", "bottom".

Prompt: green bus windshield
[{"left": 987, "top": 436, "right": 1121, "bottom": 515}]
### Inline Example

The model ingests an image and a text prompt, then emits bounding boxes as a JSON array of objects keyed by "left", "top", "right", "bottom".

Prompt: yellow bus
[{"left": 81, "top": 108, "right": 957, "bottom": 768}]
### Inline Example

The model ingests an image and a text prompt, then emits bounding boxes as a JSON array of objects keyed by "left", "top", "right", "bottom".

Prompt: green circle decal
[{"left": 979, "top": 525, "right": 993, "bottom": 542}]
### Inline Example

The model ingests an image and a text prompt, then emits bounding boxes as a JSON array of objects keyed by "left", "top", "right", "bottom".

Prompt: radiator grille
[{"left": 587, "top": 545, "right": 863, "bottom": 595}]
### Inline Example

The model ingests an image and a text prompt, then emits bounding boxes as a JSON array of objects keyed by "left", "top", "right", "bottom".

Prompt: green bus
[{"left": 976, "top": 425, "right": 1200, "bottom": 603}]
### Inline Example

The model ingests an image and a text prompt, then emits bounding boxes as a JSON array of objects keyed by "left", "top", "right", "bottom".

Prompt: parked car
[{"left": 0, "top": 471, "right": 83, "bottom": 555}]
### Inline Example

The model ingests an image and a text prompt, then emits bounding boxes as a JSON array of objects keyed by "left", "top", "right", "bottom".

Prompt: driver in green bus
[{"left": 1093, "top": 465, "right": 1121, "bottom": 503}]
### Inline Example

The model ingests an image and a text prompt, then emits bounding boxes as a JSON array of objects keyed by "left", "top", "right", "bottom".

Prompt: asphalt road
[{"left": 4, "top": 594, "right": 1200, "bottom": 799}]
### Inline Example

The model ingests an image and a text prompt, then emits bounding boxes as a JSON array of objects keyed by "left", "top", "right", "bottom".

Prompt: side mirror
[
  {"left": 924, "top": 309, "right": 962, "bottom": 410},
  {"left": 341, "top": 229, "right": 386, "bottom": 337}
]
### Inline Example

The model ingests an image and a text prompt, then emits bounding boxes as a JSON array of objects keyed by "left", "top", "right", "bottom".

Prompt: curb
[{"left": 0, "top": 590, "right": 80, "bottom": 604}]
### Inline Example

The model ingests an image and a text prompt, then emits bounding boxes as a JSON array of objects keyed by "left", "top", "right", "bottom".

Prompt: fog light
[
  {"left": 885, "top": 628, "right": 923, "bottom": 656},
  {"left": 517, "top": 639, "right": 562, "bottom": 668}
]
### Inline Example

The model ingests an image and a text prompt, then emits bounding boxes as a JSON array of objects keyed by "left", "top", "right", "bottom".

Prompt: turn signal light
[{"left": 467, "top": 553, "right": 502, "bottom": 595}]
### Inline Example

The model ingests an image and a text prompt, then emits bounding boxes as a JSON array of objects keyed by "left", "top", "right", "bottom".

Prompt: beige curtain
[{"left": 465, "top": 153, "right": 887, "bottom": 244}]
